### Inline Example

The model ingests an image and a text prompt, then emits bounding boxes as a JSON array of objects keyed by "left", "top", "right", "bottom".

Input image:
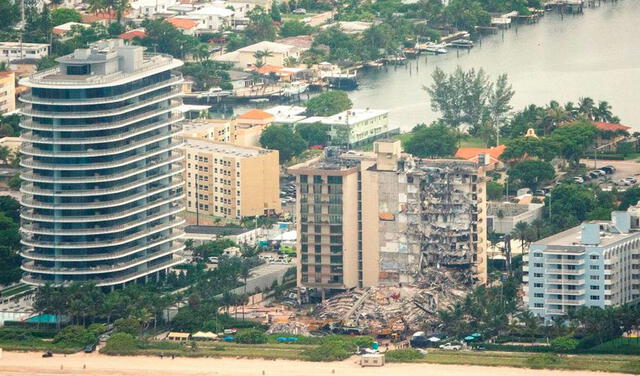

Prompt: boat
[
  {"left": 402, "top": 47, "right": 420, "bottom": 57},
  {"left": 424, "top": 43, "right": 448, "bottom": 54},
  {"left": 384, "top": 55, "right": 407, "bottom": 64},
  {"left": 365, "top": 60, "right": 384, "bottom": 68},
  {"left": 282, "top": 81, "right": 309, "bottom": 97},
  {"left": 449, "top": 39, "right": 474, "bottom": 48},
  {"left": 249, "top": 98, "right": 269, "bottom": 103}
]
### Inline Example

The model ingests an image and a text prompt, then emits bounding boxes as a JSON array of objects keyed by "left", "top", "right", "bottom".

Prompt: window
[
  {"left": 590, "top": 255, "right": 600, "bottom": 260},
  {"left": 533, "top": 252, "right": 543, "bottom": 258},
  {"left": 590, "top": 295, "right": 600, "bottom": 300},
  {"left": 590, "top": 275, "right": 600, "bottom": 280},
  {"left": 534, "top": 273, "right": 543, "bottom": 278},
  {"left": 534, "top": 303, "right": 544, "bottom": 308},
  {"left": 590, "top": 285, "right": 600, "bottom": 290},
  {"left": 534, "top": 283, "right": 543, "bottom": 288},
  {"left": 534, "top": 293, "right": 544, "bottom": 298},
  {"left": 534, "top": 263, "right": 543, "bottom": 268},
  {"left": 590, "top": 265, "right": 600, "bottom": 270}
]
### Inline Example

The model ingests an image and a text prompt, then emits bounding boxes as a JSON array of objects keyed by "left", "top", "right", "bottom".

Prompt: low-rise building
[
  {"left": 234, "top": 109, "right": 274, "bottom": 147},
  {"left": 264, "top": 105, "right": 307, "bottom": 128},
  {"left": 184, "top": 137, "right": 280, "bottom": 220},
  {"left": 487, "top": 202, "right": 544, "bottom": 234},
  {"left": 455, "top": 145, "right": 506, "bottom": 171},
  {"left": 0, "top": 71, "right": 16, "bottom": 114},
  {"left": 180, "top": 118, "right": 235, "bottom": 143},
  {"left": 184, "top": 6, "right": 234, "bottom": 31},
  {"left": 321, "top": 108, "right": 396, "bottom": 147},
  {"left": 52, "top": 22, "right": 91, "bottom": 37},
  {"left": 0, "top": 42, "right": 49, "bottom": 62},
  {"left": 166, "top": 17, "right": 201, "bottom": 35},
  {"left": 524, "top": 208, "right": 640, "bottom": 321}
]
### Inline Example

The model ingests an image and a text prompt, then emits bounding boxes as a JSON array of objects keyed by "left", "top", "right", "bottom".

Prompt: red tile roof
[
  {"left": 592, "top": 121, "right": 631, "bottom": 132},
  {"left": 455, "top": 145, "right": 506, "bottom": 161},
  {"left": 119, "top": 29, "right": 146, "bottom": 40},
  {"left": 238, "top": 109, "right": 274, "bottom": 120},
  {"left": 166, "top": 17, "right": 199, "bottom": 30}
]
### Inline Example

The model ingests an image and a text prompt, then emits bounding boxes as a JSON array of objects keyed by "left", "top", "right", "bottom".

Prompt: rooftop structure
[{"left": 19, "top": 39, "right": 186, "bottom": 287}]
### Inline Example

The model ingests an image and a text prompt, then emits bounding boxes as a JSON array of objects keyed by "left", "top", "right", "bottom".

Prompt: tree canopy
[
  {"left": 305, "top": 91, "right": 352, "bottom": 116},
  {"left": 51, "top": 8, "right": 82, "bottom": 26},
  {"left": 259, "top": 125, "right": 307, "bottom": 163},
  {"left": 403, "top": 122, "right": 458, "bottom": 158},
  {"left": 295, "top": 122, "right": 331, "bottom": 147},
  {"left": 508, "top": 160, "right": 555, "bottom": 191}
]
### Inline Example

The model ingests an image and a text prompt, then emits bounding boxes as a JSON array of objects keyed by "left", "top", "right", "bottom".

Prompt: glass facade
[{"left": 19, "top": 63, "right": 185, "bottom": 287}]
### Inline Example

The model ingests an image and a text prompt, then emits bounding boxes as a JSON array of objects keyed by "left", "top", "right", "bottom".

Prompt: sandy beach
[{"left": 0, "top": 351, "right": 633, "bottom": 376}]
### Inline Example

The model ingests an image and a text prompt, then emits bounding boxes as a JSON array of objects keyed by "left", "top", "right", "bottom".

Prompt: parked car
[
  {"left": 573, "top": 176, "right": 584, "bottom": 184},
  {"left": 588, "top": 171, "right": 600, "bottom": 179},
  {"left": 439, "top": 343, "right": 462, "bottom": 350},
  {"left": 208, "top": 256, "right": 219, "bottom": 264},
  {"left": 601, "top": 166, "right": 616, "bottom": 174},
  {"left": 84, "top": 342, "right": 97, "bottom": 353},
  {"left": 596, "top": 169, "right": 607, "bottom": 176},
  {"left": 616, "top": 179, "right": 632, "bottom": 186},
  {"left": 42, "top": 351, "right": 53, "bottom": 358},
  {"left": 626, "top": 177, "right": 638, "bottom": 184}
]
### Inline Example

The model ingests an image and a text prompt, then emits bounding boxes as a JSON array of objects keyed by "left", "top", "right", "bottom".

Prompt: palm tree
[
  {"left": 594, "top": 100, "right": 614, "bottom": 122},
  {"left": 283, "top": 56, "right": 298, "bottom": 67},
  {"left": 194, "top": 43, "right": 211, "bottom": 61},
  {"left": 253, "top": 49, "right": 273, "bottom": 68},
  {"left": 543, "top": 100, "right": 567, "bottom": 134},
  {"left": 564, "top": 101, "right": 578, "bottom": 118},
  {"left": 578, "top": 97, "right": 596, "bottom": 120},
  {"left": 0, "top": 146, "right": 10, "bottom": 166},
  {"left": 511, "top": 221, "right": 530, "bottom": 253},
  {"left": 87, "top": 0, "right": 107, "bottom": 14},
  {"left": 239, "top": 264, "right": 251, "bottom": 320}
]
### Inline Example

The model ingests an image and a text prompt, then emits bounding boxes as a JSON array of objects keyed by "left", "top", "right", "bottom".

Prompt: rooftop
[
  {"left": 237, "top": 108, "right": 274, "bottom": 120},
  {"left": 322, "top": 108, "right": 388, "bottom": 126},
  {"left": 236, "top": 41, "right": 299, "bottom": 54},
  {"left": 185, "top": 224, "right": 252, "bottom": 236},
  {"left": 264, "top": 105, "right": 306, "bottom": 118},
  {"left": 0, "top": 42, "right": 49, "bottom": 48},
  {"left": 188, "top": 5, "right": 235, "bottom": 17},
  {"left": 185, "top": 137, "right": 273, "bottom": 158},
  {"left": 455, "top": 145, "right": 506, "bottom": 161},
  {"left": 166, "top": 17, "right": 200, "bottom": 29},
  {"left": 592, "top": 121, "right": 631, "bottom": 132},
  {"left": 20, "top": 39, "right": 182, "bottom": 88},
  {"left": 533, "top": 221, "right": 636, "bottom": 248}
]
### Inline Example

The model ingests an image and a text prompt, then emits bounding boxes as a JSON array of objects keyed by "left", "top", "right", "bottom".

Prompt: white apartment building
[{"left": 0, "top": 42, "right": 49, "bottom": 62}]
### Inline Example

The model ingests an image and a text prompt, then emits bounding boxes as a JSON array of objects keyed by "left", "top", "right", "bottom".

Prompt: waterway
[{"left": 349, "top": 0, "right": 640, "bottom": 133}]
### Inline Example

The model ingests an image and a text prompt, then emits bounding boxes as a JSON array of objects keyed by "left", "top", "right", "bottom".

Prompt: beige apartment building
[
  {"left": 0, "top": 71, "right": 16, "bottom": 114},
  {"left": 181, "top": 118, "right": 234, "bottom": 142},
  {"left": 184, "top": 137, "right": 280, "bottom": 220},
  {"left": 289, "top": 140, "right": 487, "bottom": 296}
]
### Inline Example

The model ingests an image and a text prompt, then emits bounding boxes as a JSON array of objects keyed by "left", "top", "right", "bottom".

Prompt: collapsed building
[{"left": 287, "top": 139, "right": 487, "bottom": 332}]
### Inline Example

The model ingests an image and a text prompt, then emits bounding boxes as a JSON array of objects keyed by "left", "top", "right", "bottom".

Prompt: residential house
[
  {"left": 166, "top": 17, "right": 201, "bottom": 35},
  {"left": 592, "top": 121, "right": 631, "bottom": 152},
  {"left": 455, "top": 145, "right": 507, "bottom": 170},
  {"left": 234, "top": 109, "right": 274, "bottom": 147},
  {"left": 0, "top": 42, "right": 49, "bottom": 62},
  {"left": 184, "top": 6, "right": 234, "bottom": 32}
]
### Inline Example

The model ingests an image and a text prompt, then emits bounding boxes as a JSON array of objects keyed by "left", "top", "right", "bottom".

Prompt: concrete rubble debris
[{"left": 267, "top": 321, "right": 311, "bottom": 336}]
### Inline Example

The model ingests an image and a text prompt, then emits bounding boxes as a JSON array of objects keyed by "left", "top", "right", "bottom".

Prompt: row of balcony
[
  {"left": 21, "top": 203, "right": 183, "bottom": 235},
  {"left": 22, "top": 255, "right": 185, "bottom": 287},
  {"left": 21, "top": 167, "right": 183, "bottom": 197},
  {"left": 20, "top": 88, "right": 181, "bottom": 119},
  {"left": 21, "top": 151, "right": 183, "bottom": 183},
  {"left": 20, "top": 105, "right": 181, "bottom": 132},
  {"left": 21, "top": 118, "right": 182, "bottom": 145},
  {"left": 21, "top": 218, "right": 184, "bottom": 249},
  {"left": 19, "top": 75, "right": 183, "bottom": 105}
]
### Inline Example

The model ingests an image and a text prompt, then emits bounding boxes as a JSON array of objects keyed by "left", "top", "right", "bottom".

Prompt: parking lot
[{"left": 575, "top": 159, "right": 640, "bottom": 188}]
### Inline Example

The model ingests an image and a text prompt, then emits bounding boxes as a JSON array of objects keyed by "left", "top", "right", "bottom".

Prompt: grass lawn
[
  {"left": 134, "top": 341, "right": 312, "bottom": 360},
  {"left": 402, "top": 349, "right": 640, "bottom": 374},
  {"left": 281, "top": 12, "right": 318, "bottom": 21},
  {"left": 589, "top": 337, "right": 640, "bottom": 355}
]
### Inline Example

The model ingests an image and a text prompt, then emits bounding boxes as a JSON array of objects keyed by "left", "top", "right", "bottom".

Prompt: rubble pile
[
  {"left": 311, "top": 269, "right": 472, "bottom": 334},
  {"left": 267, "top": 321, "right": 311, "bottom": 336}
]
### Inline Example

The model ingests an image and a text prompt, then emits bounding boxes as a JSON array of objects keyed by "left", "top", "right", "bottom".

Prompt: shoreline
[{"left": 0, "top": 351, "right": 635, "bottom": 376}]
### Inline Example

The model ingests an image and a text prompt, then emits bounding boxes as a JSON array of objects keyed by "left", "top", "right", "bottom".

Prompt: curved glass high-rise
[{"left": 19, "top": 39, "right": 186, "bottom": 287}]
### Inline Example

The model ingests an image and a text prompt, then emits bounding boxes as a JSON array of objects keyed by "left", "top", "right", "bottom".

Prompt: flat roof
[
  {"left": 185, "top": 138, "right": 272, "bottom": 158},
  {"left": 0, "top": 42, "right": 49, "bottom": 48},
  {"left": 185, "top": 225, "right": 251, "bottom": 236},
  {"left": 534, "top": 222, "right": 638, "bottom": 248},
  {"left": 322, "top": 109, "right": 388, "bottom": 126}
]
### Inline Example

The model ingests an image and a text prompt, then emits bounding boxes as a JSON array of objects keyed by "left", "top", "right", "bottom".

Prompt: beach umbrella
[
  {"left": 464, "top": 336, "right": 475, "bottom": 341},
  {"left": 276, "top": 337, "right": 287, "bottom": 342},
  {"left": 472, "top": 333, "right": 482, "bottom": 338},
  {"left": 223, "top": 336, "right": 234, "bottom": 341},
  {"left": 427, "top": 337, "right": 441, "bottom": 342}
]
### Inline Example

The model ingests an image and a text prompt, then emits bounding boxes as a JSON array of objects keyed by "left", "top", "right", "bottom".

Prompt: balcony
[
  {"left": 21, "top": 181, "right": 183, "bottom": 210},
  {"left": 545, "top": 309, "right": 567, "bottom": 315},
  {"left": 21, "top": 143, "right": 183, "bottom": 171},
  {"left": 20, "top": 88, "right": 181, "bottom": 119},
  {"left": 21, "top": 118, "right": 182, "bottom": 145},
  {"left": 21, "top": 167, "right": 183, "bottom": 197},
  {"left": 21, "top": 218, "right": 184, "bottom": 249},
  {"left": 545, "top": 258, "right": 585, "bottom": 266},
  {"left": 20, "top": 105, "right": 182, "bottom": 132},
  {"left": 545, "top": 278, "right": 585, "bottom": 285},
  {"left": 21, "top": 232, "right": 183, "bottom": 262},
  {"left": 22, "top": 256, "right": 185, "bottom": 287},
  {"left": 22, "top": 193, "right": 183, "bottom": 224},
  {"left": 545, "top": 288, "right": 585, "bottom": 295},
  {"left": 21, "top": 203, "right": 183, "bottom": 235},
  {"left": 21, "top": 152, "right": 183, "bottom": 183},
  {"left": 22, "top": 130, "right": 180, "bottom": 158},
  {"left": 21, "top": 244, "right": 183, "bottom": 275},
  {"left": 19, "top": 75, "right": 183, "bottom": 105},
  {"left": 545, "top": 299, "right": 585, "bottom": 306},
  {"left": 547, "top": 268, "right": 584, "bottom": 275}
]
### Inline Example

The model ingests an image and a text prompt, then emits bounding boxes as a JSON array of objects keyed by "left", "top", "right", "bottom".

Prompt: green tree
[
  {"left": 508, "top": 160, "right": 555, "bottom": 191},
  {"left": 0, "top": 145, "right": 10, "bottom": 165},
  {"left": 137, "top": 19, "right": 199, "bottom": 58},
  {"left": 51, "top": 8, "right": 82, "bottom": 25},
  {"left": 593, "top": 100, "right": 614, "bottom": 122},
  {"left": 270, "top": 1, "right": 281, "bottom": 22},
  {"left": 620, "top": 187, "right": 640, "bottom": 210},
  {"left": 546, "top": 120, "right": 597, "bottom": 165},
  {"left": 546, "top": 184, "right": 597, "bottom": 230},
  {"left": 102, "top": 332, "right": 140, "bottom": 354},
  {"left": 259, "top": 125, "right": 307, "bottom": 163},
  {"left": 279, "top": 20, "right": 314, "bottom": 37},
  {"left": 114, "top": 317, "right": 141, "bottom": 337},
  {"left": 245, "top": 8, "right": 277, "bottom": 43},
  {"left": 295, "top": 122, "right": 330, "bottom": 146},
  {"left": 488, "top": 73, "right": 514, "bottom": 143},
  {"left": 0, "top": 0, "right": 19, "bottom": 30},
  {"left": 487, "top": 181, "right": 504, "bottom": 201},
  {"left": 403, "top": 122, "right": 457, "bottom": 158},
  {"left": 305, "top": 90, "right": 352, "bottom": 116},
  {"left": 7, "top": 174, "right": 21, "bottom": 191},
  {"left": 235, "top": 329, "right": 267, "bottom": 344}
]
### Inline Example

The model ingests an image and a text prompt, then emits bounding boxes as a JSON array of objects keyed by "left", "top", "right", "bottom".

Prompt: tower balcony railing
[
  {"left": 21, "top": 167, "right": 183, "bottom": 197},
  {"left": 21, "top": 118, "right": 182, "bottom": 145},
  {"left": 20, "top": 75, "right": 183, "bottom": 105},
  {"left": 21, "top": 203, "right": 184, "bottom": 235},
  {"left": 20, "top": 88, "right": 181, "bottom": 119},
  {"left": 21, "top": 244, "right": 183, "bottom": 275},
  {"left": 22, "top": 254, "right": 186, "bottom": 287},
  {"left": 20, "top": 231, "right": 184, "bottom": 262},
  {"left": 22, "top": 130, "right": 179, "bottom": 158},
  {"left": 20, "top": 105, "right": 182, "bottom": 132},
  {"left": 21, "top": 144, "right": 183, "bottom": 171},
  {"left": 20, "top": 218, "right": 184, "bottom": 249}
]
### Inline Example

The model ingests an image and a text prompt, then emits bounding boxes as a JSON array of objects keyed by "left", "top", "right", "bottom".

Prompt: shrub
[
  {"left": 101, "top": 333, "right": 140, "bottom": 355},
  {"left": 525, "top": 353, "right": 561, "bottom": 369},
  {"left": 302, "top": 342, "right": 352, "bottom": 361},
  {"left": 235, "top": 329, "right": 267, "bottom": 344},
  {"left": 384, "top": 349, "right": 424, "bottom": 362},
  {"left": 114, "top": 317, "right": 141, "bottom": 337},
  {"left": 52, "top": 325, "right": 96, "bottom": 348},
  {"left": 551, "top": 336, "right": 579, "bottom": 352},
  {"left": 622, "top": 360, "right": 640, "bottom": 373}
]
